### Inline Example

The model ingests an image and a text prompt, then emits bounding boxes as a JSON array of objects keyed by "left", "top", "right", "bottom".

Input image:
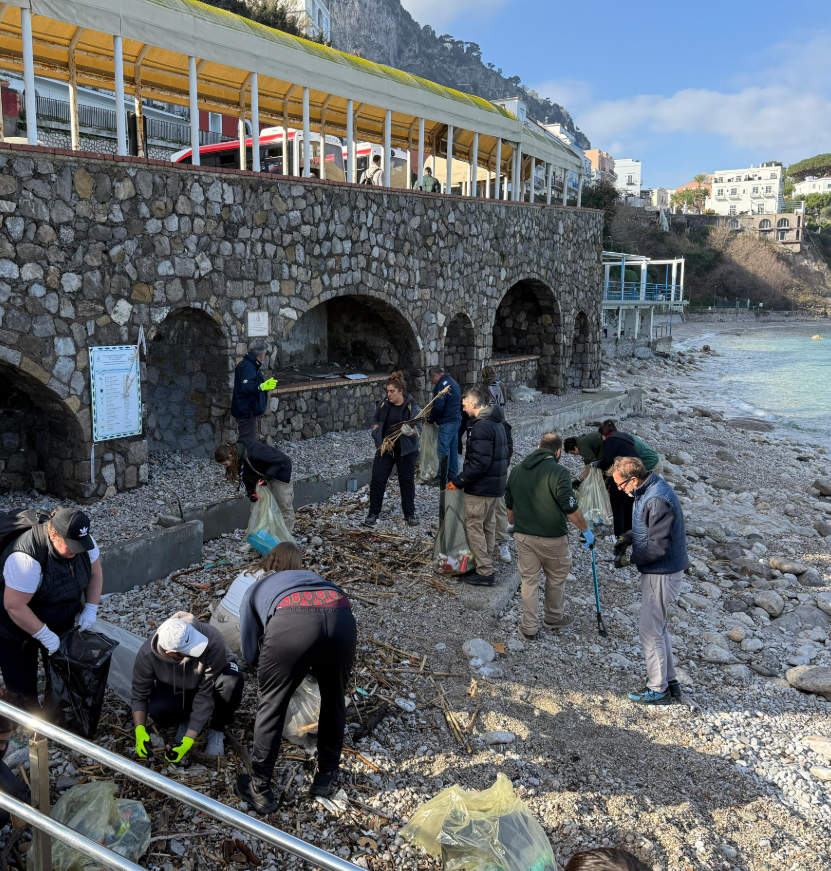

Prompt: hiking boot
[
  {"left": 543, "top": 615, "right": 575, "bottom": 630},
  {"left": 517, "top": 627, "right": 536, "bottom": 643},
  {"left": 174, "top": 722, "right": 188, "bottom": 744},
  {"left": 667, "top": 679, "right": 682, "bottom": 700},
  {"left": 405, "top": 515, "right": 420, "bottom": 527},
  {"left": 362, "top": 513, "right": 379, "bottom": 527},
  {"left": 463, "top": 572, "right": 496, "bottom": 587},
  {"left": 310, "top": 770, "right": 338, "bottom": 797},
  {"left": 205, "top": 729, "right": 225, "bottom": 757},
  {"left": 235, "top": 774, "right": 277, "bottom": 814},
  {"left": 627, "top": 687, "right": 672, "bottom": 706},
  {"left": 497, "top": 544, "right": 512, "bottom": 563}
]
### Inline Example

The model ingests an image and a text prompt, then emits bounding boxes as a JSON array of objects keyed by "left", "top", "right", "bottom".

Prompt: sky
[{"left": 398, "top": 0, "right": 831, "bottom": 189}]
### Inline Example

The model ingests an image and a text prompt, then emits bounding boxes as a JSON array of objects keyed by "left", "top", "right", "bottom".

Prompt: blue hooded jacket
[
  {"left": 427, "top": 373, "right": 462, "bottom": 424},
  {"left": 231, "top": 352, "right": 267, "bottom": 418},
  {"left": 628, "top": 472, "right": 689, "bottom": 575}
]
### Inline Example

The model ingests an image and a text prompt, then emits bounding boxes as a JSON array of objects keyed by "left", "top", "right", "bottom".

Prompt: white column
[
  {"left": 620, "top": 258, "right": 626, "bottom": 298},
  {"left": 251, "top": 73, "right": 260, "bottom": 172},
  {"left": 485, "top": 148, "right": 492, "bottom": 199},
  {"left": 634, "top": 307, "right": 640, "bottom": 339},
  {"left": 346, "top": 98, "right": 354, "bottom": 183},
  {"left": 679, "top": 259, "right": 685, "bottom": 300},
  {"left": 577, "top": 173, "right": 583, "bottom": 207},
  {"left": 320, "top": 96, "right": 332, "bottom": 181},
  {"left": 282, "top": 84, "right": 296, "bottom": 176},
  {"left": 21, "top": 8, "right": 37, "bottom": 145},
  {"left": 514, "top": 143, "right": 523, "bottom": 201},
  {"left": 238, "top": 76, "right": 248, "bottom": 171},
  {"left": 510, "top": 147, "right": 517, "bottom": 201},
  {"left": 617, "top": 307, "right": 623, "bottom": 339},
  {"left": 563, "top": 168, "right": 570, "bottom": 205},
  {"left": 640, "top": 262, "right": 647, "bottom": 300},
  {"left": 469, "top": 131, "right": 478, "bottom": 197},
  {"left": 417, "top": 118, "right": 425, "bottom": 190},
  {"left": 446, "top": 125, "right": 453, "bottom": 193},
  {"left": 302, "top": 86, "right": 310, "bottom": 177},
  {"left": 188, "top": 56, "right": 200, "bottom": 165},
  {"left": 112, "top": 36, "right": 127, "bottom": 156},
  {"left": 494, "top": 138, "right": 502, "bottom": 200},
  {"left": 383, "top": 109, "right": 392, "bottom": 187},
  {"left": 133, "top": 45, "right": 150, "bottom": 158},
  {"left": 670, "top": 261, "right": 677, "bottom": 302},
  {"left": 545, "top": 162, "right": 553, "bottom": 205},
  {"left": 603, "top": 263, "right": 610, "bottom": 298},
  {"left": 527, "top": 156, "right": 534, "bottom": 202},
  {"left": 68, "top": 28, "right": 84, "bottom": 151},
  {"left": 406, "top": 120, "right": 415, "bottom": 190},
  {"left": 649, "top": 306, "right": 654, "bottom": 340}
]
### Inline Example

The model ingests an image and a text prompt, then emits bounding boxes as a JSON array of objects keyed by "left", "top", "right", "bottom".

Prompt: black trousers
[
  {"left": 0, "top": 636, "right": 49, "bottom": 711},
  {"left": 608, "top": 480, "right": 633, "bottom": 536},
  {"left": 369, "top": 450, "right": 416, "bottom": 516},
  {"left": 235, "top": 415, "right": 259, "bottom": 448},
  {"left": 146, "top": 663, "right": 244, "bottom": 731},
  {"left": 252, "top": 606, "right": 357, "bottom": 788}
]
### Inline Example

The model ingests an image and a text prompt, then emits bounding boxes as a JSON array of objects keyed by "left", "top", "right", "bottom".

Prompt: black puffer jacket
[
  {"left": 453, "top": 405, "right": 509, "bottom": 497},
  {"left": 598, "top": 431, "right": 639, "bottom": 472}
]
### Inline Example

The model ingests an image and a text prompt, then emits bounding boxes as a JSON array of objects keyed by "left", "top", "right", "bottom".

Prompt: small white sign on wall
[{"left": 247, "top": 311, "right": 269, "bottom": 337}]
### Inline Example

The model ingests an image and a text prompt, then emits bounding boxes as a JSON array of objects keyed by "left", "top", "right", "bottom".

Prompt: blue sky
[{"left": 399, "top": 0, "right": 831, "bottom": 188}]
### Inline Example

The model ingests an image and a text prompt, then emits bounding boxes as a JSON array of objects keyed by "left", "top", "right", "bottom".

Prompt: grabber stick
[{"left": 590, "top": 545, "right": 608, "bottom": 638}]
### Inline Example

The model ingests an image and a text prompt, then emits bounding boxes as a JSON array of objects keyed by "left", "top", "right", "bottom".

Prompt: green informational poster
[{"left": 89, "top": 345, "right": 143, "bottom": 442}]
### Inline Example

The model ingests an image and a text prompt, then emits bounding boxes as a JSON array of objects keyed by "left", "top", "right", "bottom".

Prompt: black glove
[
  {"left": 614, "top": 553, "right": 631, "bottom": 569},
  {"left": 613, "top": 536, "right": 629, "bottom": 555},
  {"left": 571, "top": 478, "right": 582, "bottom": 490}
]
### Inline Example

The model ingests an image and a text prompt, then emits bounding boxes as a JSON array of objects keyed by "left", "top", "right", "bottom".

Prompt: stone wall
[
  {"left": 491, "top": 355, "right": 539, "bottom": 396},
  {"left": 34, "top": 121, "right": 179, "bottom": 161},
  {"left": 0, "top": 142, "right": 603, "bottom": 498}
]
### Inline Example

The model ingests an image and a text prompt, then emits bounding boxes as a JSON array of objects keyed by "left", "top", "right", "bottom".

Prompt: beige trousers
[
  {"left": 515, "top": 532, "right": 573, "bottom": 635},
  {"left": 464, "top": 494, "right": 499, "bottom": 577},
  {"left": 266, "top": 479, "right": 296, "bottom": 533},
  {"left": 494, "top": 496, "right": 509, "bottom": 545}
]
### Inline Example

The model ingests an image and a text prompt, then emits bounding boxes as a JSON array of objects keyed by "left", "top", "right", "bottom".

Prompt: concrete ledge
[
  {"left": 511, "top": 389, "right": 643, "bottom": 440},
  {"left": 99, "top": 520, "right": 203, "bottom": 593}
]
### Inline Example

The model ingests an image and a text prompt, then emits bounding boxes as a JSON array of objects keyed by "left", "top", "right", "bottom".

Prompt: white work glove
[
  {"left": 33, "top": 624, "right": 60, "bottom": 655},
  {"left": 78, "top": 603, "right": 98, "bottom": 632},
  {"left": 401, "top": 424, "right": 415, "bottom": 436}
]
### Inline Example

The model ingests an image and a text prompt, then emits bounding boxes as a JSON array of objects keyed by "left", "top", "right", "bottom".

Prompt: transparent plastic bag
[
  {"left": 283, "top": 675, "right": 321, "bottom": 751},
  {"left": 418, "top": 423, "right": 440, "bottom": 482},
  {"left": 401, "top": 773, "right": 555, "bottom": 871},
  {"left": 432, "top": 489, "right": 475, "bottom": 575},
  {"left": 578, "top": 467, "right": 613, "bottom": 532},
  {"left": 51, "top": 781, "right": 151, "bottom": 871},
  {"left": 510, "top": 386, "right": 542, "bottom": 404},
  {"left": 246, "top": 484, "right": 295, "bottom": 552},
  {"left": 91, "top": 620, "right": 145, "bottom": 705}
]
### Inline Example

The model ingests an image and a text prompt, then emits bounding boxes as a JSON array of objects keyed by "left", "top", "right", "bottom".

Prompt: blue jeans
[{"left": 436, "top": 421, "right": 460, "bottom": 480}]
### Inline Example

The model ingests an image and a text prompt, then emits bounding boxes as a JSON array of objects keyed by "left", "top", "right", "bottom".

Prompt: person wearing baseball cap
[
  {"left": 0, "top": 508, "right": 103, "bottom": 710},
  {"left": 131, "top": 612, "right": 244, "bottom": 763}
]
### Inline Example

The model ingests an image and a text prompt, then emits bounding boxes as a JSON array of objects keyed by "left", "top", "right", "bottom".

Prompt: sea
[{"left": 674, "top": 321, "right": 831, "bottom": 450}]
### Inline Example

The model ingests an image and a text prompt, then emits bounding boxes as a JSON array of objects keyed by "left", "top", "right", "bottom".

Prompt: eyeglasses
[{"left": 614, "top": 477, "right": 635, "bottom": 490}]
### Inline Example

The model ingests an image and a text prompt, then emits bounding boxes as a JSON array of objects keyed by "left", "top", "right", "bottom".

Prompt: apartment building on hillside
[
  {"left": 705, "top": 163, "right": 783, "bottom": 215},
  {"left": 585, "top": 149, "right": 615, "bottom": 184},
  {"left": 283, "top": 0, "right": 331, "bottom": 41},
  {"left": 614, "top": 158, "right": 642, "bottom": 196},
  {"left": 792, "top": 177, "right": 831, "bottom": 197}
]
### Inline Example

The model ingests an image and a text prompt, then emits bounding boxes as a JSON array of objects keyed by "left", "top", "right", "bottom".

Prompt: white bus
[{"left": 346, "top": 142, "right": 411, "bottom": 188}]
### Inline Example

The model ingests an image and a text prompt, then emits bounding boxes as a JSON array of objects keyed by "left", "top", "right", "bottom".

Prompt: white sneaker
[
  {"left": 498, "top": 544, "right": 512, "bottom": 563},
  {"left": 205, "top": 729, "right": 225, "bottom": 757}
]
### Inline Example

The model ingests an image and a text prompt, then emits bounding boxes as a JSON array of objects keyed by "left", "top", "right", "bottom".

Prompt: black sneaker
[
  {"left": 362, "top": 513, "right": 379, "bottom": 527},
  {"left": 310, "top": 770, "right": 338, "bottom": 797},
  {"left": 235, "top": 773, "right": 277, "bottom": 814},
  {"left": 463, "top": 572, "right": 496, "bottom": 587},
  {"left": 405, "top": 515, "right": 420, "bottom": 527},
  {"left": 667, "top": 679, "right": 682, "bottom": 700}
]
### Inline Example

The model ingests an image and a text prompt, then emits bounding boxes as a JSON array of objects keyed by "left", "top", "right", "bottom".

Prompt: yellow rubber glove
[
  {"left": 259, "top": 378, "right": 278, "bottom": 391},
  {"left": 134, "top": 725, "right": 150, "bottom": 759},
  {"left": 165, "top": 736, "right": 194, "bottom": 764}
]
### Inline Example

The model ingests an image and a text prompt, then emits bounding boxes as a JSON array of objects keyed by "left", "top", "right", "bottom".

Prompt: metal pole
[
  {"left": 30, "top": 737, "right": 51, "bottom": 871},
  {"left": 577, "top": 172, "right": 583, "bottom": 207},
  {"left": 346, "top": 98, "right": 354, "bottom": 183},
  {"left": 302, "top": 86, "right": 310, "bottom": 177},
  {"left": 470, "top": 131, "right": 478, "bottom": 197},
  {"left": 113, "top": 35, "right": 126, "bottom": 156},
  {"left": 383, "top": 108, "right": 391, "bottom": 187},
  {"left": 68, "top": 27, "right": 84, "bottom": 151},
  {"left": 133, "top": 45, "right": 150, "bottom": 158},
  {"left": 21, "top": 8, "right": 37, "bottom": 145},
  {"left": 251, "top": 72, "right": 260, "bottom": 172},
  {"left": 188, "top": 56, "right": 200, "bottom": 165},
  {"left": 417, "top": 117, "right": 425, "bottom": 189},
  {"left": 0, "top": 701, "right": 363, "bottom": 871},
  {"left": 545, "top": 162, "right": 552, "bottom": 205},
  {"left": 445, "top": 125, "right": 453, "bottom": 193},
  {"left": 495, "top": 137, "right": 502, "bottom": 200},
  {"left": 238, "top": 78, "right": 247, "bottom": 171}
]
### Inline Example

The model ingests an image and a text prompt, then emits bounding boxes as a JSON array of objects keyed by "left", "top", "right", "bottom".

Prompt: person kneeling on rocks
[
  {"left": 132, "top": 613, "right": 244, "bottom": 762},
  {"left": 235, "top": 543, "right": 356, "bottom": 812},
  {"left": 610, "top": 457, "right": 688, "bottom": 705},
  {"left": 505, "top": 434, "right": 594, "bottom": 642}
]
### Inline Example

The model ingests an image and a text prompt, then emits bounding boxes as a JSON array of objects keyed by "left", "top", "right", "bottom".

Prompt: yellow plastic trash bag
[
  {"left": 401, "top": 773, "right": 555, "bottom": 871},
  {"left": 51, "top": 781, "right": 151, "bottom": 871},
  {"left": 578, "top": 467, "right": 613, "bottom": 532},
  {"left": 417, "top": 423, "right": 440, "bottom": 482}
]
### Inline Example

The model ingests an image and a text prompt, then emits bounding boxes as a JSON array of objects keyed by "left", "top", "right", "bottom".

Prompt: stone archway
[
  {"left": 144, "top": 307, "right": 231, "bottom": 456},
  {"left": 567, "top": 311, "right": 593, "bottom": 389},
  {"left": 492, "top": 278, "right": 562, "bottom": 392},
  {"left": 0, "top": 358, "right": 89, "bottom": 498},
  {"left": 443, "top": 313, "right": 477, "bottom": 388}
]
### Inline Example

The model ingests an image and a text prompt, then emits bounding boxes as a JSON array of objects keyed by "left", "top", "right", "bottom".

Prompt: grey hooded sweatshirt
[{"left": 130, "top": 612, "right": 231, "bottom": 735}]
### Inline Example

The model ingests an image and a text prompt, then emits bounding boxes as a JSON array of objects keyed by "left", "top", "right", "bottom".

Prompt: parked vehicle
[{"left": 345, "top": 142, "right": 410, "bottom": 188}]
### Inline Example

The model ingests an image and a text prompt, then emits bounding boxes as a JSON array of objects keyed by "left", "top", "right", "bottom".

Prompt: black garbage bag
[{"left": 44, "top": 629, "right": 119, "bottom": 738}]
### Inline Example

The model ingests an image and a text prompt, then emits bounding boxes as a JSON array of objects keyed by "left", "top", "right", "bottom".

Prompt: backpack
[
  {"left": 0, "top": 509, "right": 51, "bottom": 569},
  {"left": 362, "top": 165, "right": 382, "bottom": 186}
]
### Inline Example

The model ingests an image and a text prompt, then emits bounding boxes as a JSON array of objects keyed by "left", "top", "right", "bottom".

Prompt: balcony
[{"left": 603, "top": 281, "right": 685, "bottom": 303}]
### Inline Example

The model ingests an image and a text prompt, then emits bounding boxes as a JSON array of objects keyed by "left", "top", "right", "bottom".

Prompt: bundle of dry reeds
[{"left": 379, "top": 385, "right": 450, "bottom": 456}]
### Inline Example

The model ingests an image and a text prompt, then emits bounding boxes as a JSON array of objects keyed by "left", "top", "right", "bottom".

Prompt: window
[
  {"left": 777, "top": 218, "right": 789, "bottom": 228},
  {"left": 730, "top": 188, "right": 738, "bottom": 196},
  {"left": 729, "top": 207, "right": 737, "bottom": 216},
  {"left": 759, "top": 219, "right": 771, "bottom": 229},
  {"left": 728, "top": 218, "right": 739, "bottom": 227},
  {"left": 626, "top": 174, "right": 634, "bottom": 184},
  {"left": 752, "top": 186, "right": 759, "bottom": 195},
  {"left": 770, "top": 172, "right": 777, "bottom": 178},
  {"left": 208, "top": 112, "right": 222, "bottom": 134},
  {"left": 757, "top": 203, "right": 765, "bottom": 214},
  {"left": 777, "top": 230, "right": 788, "bottom": 241},
  {"left": 765, "top": 185, "right": 772, "bottom": 195},
  {"left": 716, "top": 188, "right": 724, "bottom": 197}
]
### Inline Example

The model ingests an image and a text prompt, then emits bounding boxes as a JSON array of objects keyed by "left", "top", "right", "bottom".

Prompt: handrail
[
  {"left": 0, "top": 701, "right": 362, "bottom": 871},
  {"left": 0, "top": 792, "right": 144, "bottom": 871}
]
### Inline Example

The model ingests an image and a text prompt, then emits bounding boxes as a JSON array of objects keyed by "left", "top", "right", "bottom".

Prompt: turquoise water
[{"left": 679, "top": 323, "right": 831, "bottom": 448}]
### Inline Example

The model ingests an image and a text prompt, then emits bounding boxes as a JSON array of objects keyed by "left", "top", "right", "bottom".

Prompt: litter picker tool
[{"left": 590, "top": 544, "right": 608, "bottom": 638}]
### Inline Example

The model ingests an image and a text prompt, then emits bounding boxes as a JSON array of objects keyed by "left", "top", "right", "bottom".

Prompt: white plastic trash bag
[
  {"left": 511, "top": 386, "right": 541, "bottom": 403},
  {"left": 578, "top": 467, "right": 613, "bottom": 531},
  {"left": 92, "top": 620, "right": 146, "bottom": 704},
  {"left": 417, "top": 423, "right": 440, "bottom": 482},
  {"left": 283, "top": 675, "right": 321, "bottom": 751}
]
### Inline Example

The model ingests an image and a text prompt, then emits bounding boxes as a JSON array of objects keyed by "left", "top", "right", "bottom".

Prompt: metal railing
[
  {"left": 0, "top": 700, "right": 361, "bottom": 871},
  {"left": 603, "top": 282, "right": 685, "bottom": 302},
  {"left": 652, "top": 323, "right": 672, "bottom": 339}
]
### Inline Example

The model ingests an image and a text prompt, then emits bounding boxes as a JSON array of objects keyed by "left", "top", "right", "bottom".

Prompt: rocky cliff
[{"left": 328, "top": 0, "right": 589, "bottom": 148}]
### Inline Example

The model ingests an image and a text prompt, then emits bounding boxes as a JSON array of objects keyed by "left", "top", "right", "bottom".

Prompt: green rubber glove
[
  {"left": 165, "top": 736, "right": 194, "bottom": 764},
  {"left": 259, "top": 378, "right": 278, "bottom": 391},
  {"left": 134, "top": 725, "right": 150, "bottom": 759}
]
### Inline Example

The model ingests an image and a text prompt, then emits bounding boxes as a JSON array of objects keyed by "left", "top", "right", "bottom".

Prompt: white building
[
  {"left": 283, "top": 0, "right": 331, "bottom": 41},
  {"left": 544, "top": 122, "right": 593, "bottom": 196},
  {"left": 705, "top": 163, "right": 784, "bottom": 215},
  {"left": 792, "top": 177, "right": 831, "bottom": 197},
  {"left": 614, "top": 158, "right": 642, "bottom": 196},
  {"left": 650, "top": 187, "right": 669, "bottom": 208}
]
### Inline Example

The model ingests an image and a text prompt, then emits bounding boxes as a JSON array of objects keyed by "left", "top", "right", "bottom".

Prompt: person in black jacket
[
  {"left": 427, "top": 367, "right": 462, "bottom": 481},
  {"left": 365, "top": 372, "right": 423, "bottom": 527},
  {"left": 597, "top": 420, "right": 639, "bottom": 535},
  {"left": 214, "top": 440, "right": 294, "bottom": 532},
  {"left": 231, "top": 339, "right": 277, "bottom": 446},
  {"left": 447, "top": 387, "right": 509, "bottom": 586}
]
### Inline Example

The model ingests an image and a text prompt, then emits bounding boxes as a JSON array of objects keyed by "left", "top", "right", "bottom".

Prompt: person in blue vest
[
  {"left": 231, "top": 338, "right": 277, "bottom": 446},
  {"left": 426, "top": 366, "right": 462, "bottom": 480},
  {"left": 610, "top": 457, "right": 688, "bottom": 706}
]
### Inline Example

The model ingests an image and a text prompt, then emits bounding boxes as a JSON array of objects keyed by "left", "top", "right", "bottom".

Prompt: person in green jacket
[
  {"left": 599, "top": 420, "right": 661, "bottom": 472},
  {"left": 504, "top": 433, "right": 594, "bottom": 643},
  {"left": 421, "top": 166, "right": 441, "bottom": 193},
  {"left": 563, "top": 432, "right": 604, "bottom": 483}
]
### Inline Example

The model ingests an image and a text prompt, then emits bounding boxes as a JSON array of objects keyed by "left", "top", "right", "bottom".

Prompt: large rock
[
  {"left": 813, "top": 521, "right": 831, "bottom": 538},
  {"left": 753, "top": 590, "right": 784, "bottom": 617},
  {"left": 666, "top": 451, "right": 693, "bottom": 465},
  {"left": 702, "top": 643, "right": 739, "bottom": 664},
  {"left": 732, "top": 558, "right": 775, "bottom": 580},
  {"left": 812, "top": 477, "right": 831, "bottom": 497},
  {"left": 715, "top": 449, "right": 737, "bottom": 463},
  {"left": 786, "top": 666, "right": 831, "bottom": 695},
  {"left": 462, "top": 639, "right": 495, "bottom": 664},
  {"left": 711, "top": 542, "right": 745, "bottom": 561},
  {"left": 816, "top": 592, "right": 831, "bottom": 617},
  {"left": 771, "top": 605, "right": 831, "bottom": 635},
  {"left": 798, "top": 568, "right": 825, "bottom": 588},
  {"left": 681, "top": 592, "right": 709, "bottom": 610},
  {"left": 803, "top": 736, "right": 831, "bottom": 761},
  {"left": 770, "top": 556, "right": 810, "bottom": 575}
]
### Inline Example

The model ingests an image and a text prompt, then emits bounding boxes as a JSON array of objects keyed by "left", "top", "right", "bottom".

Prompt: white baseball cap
[{"left": 157, "top": 618, "right": 209, "bottom": 657}]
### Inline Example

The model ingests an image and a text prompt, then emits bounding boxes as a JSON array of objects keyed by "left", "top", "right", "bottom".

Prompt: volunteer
[
  {"left": 0, "top": 690, "right": 31, "bottom": 828},
  {"left": 564, "top": 432, "right": 604, "bottom": 483},
  {"left": 364, "top": 372, "right": 422, "bottom": 528},
  {"left": 596, "top": 422, "right": 640, "bottom": 536},
  {"left": 505, "top": 434, "right": 593, "bottom": 642},
  {"left": 482, "top": 366, "right": 513, "bottom": 564},
  {"left": 231, "top": 338, "right": 277, "bottom": 446},
  {"left": 421, "top": 166, "right": 441, "bottom": 193},
  {"left": 236, "top": 543, "right": 356, "bottom": 811},
  {"left": 210, "top": 567, "right": 264, "bottom": 654},
  {"left": 611, "top": 456, "right": 688, "bottom": 706},
  {"left": 0, "top": 508, "right": 102, "bottom": 710},
  {"left": 214, "top": 439, "right": 295, "bottom": 532},
  {"left": 132, "top": 612, "right": 244, "bottom": 760},
  {"left": 599, "top": 420, "right": 661, "bottom": 473},
  {"left": 426, "top": 366, "right": 462, "bottom": 481}
]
